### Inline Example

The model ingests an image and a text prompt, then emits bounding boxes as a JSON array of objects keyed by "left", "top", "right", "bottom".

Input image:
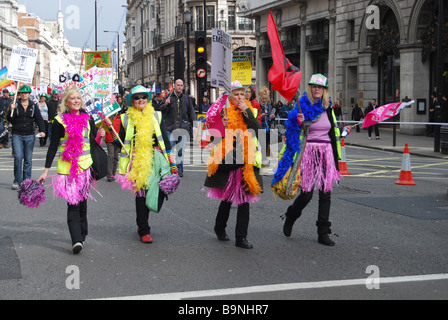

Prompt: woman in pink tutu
[
  {"left": 204, "top": 81, "right": 262, "bottom": 249},
  {"left": 38, "top": 85, "right": 106, "bottom": 254},
  {"left": 281, "top": 74, "right": 346, "bottom": 246}
]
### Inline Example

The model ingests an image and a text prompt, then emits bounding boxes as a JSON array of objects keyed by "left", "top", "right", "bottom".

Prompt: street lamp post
[
  {"left": 184, "top": 11, "right": 192, "bottom": 95},
  {"left": 104, "top": 30, "right": 120, "bottom": 82}
]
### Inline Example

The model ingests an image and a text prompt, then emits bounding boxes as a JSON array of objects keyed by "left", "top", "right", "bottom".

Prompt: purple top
[{"left": 307, "top": 111, "right": 331, "bottom": 143}]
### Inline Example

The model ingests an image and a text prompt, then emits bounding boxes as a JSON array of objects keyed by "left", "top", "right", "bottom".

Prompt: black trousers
[
  {"left": 215, "top": 201, "right": 250, "bottom": 239},
  {"left": 287, "top": 189, "right": 332, "bottom": 233},
  {"left": 67, "top": 200, "right": 88, "bottom": 245},
  {"left": 135, "top": 191, "right": 166, "bottom": 236}
]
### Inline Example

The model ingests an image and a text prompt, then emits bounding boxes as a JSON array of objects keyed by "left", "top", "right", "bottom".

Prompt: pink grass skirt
[
  {"left": 299, "top": 142, "right": 341, "bottom": 193},
  {"left": 51, "top": 169, "right": 98, "bottom": 205},
  {"left": 205, "top": 168, "right": 260, "bottom": 205}
]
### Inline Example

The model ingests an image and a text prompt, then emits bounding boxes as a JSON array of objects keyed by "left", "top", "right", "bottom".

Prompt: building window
[
  {"left": 348, "top": 20, "right": 355, "bottom": 42},
  {"left": 196, "top": 6, "right": 203, "bottom": 31},
  {"left": 238, "top": 17, "right": 253, "bottom": 31},
  {"left": 150, "top": 5, "right": 155, "bottom": 19},
  {"left": 206, "top": 6, "right": 215, "bottom": 29},
  {"left": 228, "top": 6, "right": 235, "bottom": 30}
]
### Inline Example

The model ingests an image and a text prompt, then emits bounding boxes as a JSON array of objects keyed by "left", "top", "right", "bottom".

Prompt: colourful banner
[
  {"left": 84, "top": 51, "right": 111, "bottom": 70},
  {"left": 0, "top": 67, "right": 14, "bottom": 90},
  {"left": 206, "top": 93, "right": 229, "bottom": 137},
  {"left": 362, "top": 101, "right": 414, "bottom": 128}
]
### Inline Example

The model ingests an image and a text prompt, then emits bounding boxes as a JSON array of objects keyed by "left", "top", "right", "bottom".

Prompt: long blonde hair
[
  {"left": 60, "top": 85, "right": 84, "bottom": 114},
  {"left": 306, "top": 85, "right": 330, "bottom": 109}
]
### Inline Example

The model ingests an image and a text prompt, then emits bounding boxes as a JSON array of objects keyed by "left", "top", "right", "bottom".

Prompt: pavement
[{"left": 343, "top": 126, "right": 448, "bottom": 159}]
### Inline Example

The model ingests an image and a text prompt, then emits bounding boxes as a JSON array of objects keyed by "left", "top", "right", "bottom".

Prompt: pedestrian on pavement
[
  {"left": 199, "top": 96, "right": 211, "bottom": 113},
  {"left": 7, "top": 84, "right": 46, "bottom": 190},
  {"left": 333, "top": 100, "right": 343, "bottom": 122},
  {"left": 37, "top": 94, "right": 49, "bottom": 146},
  {"left": 245, "top": 86, "right": 262, "bottom": 123},
  {"left": 204, "top": 80, "right": 263, "bottom": 249},
  {"left": 116, "top": 85, "right": 178, "bottom": 244},
  {"left": 364, "top": 99, "right": 380, "bottom": 139},
  {"left": 0, "top": 89, "right": 12, "bottom": 149},
  {"left": 351, "top": 102, "right": 364, "bottom": 132},
  {"left": 259, "top": 86, "right": 274, "bottom": 158},
  {"left": 47, "top": 89, "right": 60, "bottom": 142},
  {"left": 104, "top": 100, "right": 123, "bottom": 182},
  {"left": 281, "top": 74, "right": 343, "bottom": 246},
  {"left": 159, "top": 79, "right": 195, "bottom": 177},
  {"left": 37, "top": 85, "right": 106, "bottom": 254},
  {"left": 441, "top": 94, "right": 448, "bottom": 123}
]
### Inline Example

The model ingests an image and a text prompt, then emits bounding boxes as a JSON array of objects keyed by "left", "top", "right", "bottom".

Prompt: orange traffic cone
[
  {"left": 200, "top": 123, "right": 211, "bottom": 149},
  {"left": 338, "top": 138, "right": 351, "bottom": 175},
  {"left": 395, "top": 143, "right": 416, "bottom": 185}
]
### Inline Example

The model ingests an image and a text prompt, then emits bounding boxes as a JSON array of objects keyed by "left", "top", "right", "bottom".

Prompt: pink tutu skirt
[
  {"left": 206, "top": 168, "right": 260, "bottom": 205},
  {"left": 51, "top": 168, "right": 98, "bottom": 205},
  {"left": 299, "top": 142, "right": 341, "bottom": 193}
]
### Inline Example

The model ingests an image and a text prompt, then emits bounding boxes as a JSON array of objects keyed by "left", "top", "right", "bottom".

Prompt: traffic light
[{"left": 195, "top": 31, "right": 207, "bottom": 80}]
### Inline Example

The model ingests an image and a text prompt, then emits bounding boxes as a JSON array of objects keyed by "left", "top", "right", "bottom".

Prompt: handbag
[{"left": 89, "top": 122, "right": 108, "bottom": 180}]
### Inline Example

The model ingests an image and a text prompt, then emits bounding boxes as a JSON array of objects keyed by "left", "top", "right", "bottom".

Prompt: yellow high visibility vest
[
  {"left": 118, "top": 110, "right": 167, "bottom": 175},
  {"left": 55, "top": 115, "right": 93, "bottom": 175}
]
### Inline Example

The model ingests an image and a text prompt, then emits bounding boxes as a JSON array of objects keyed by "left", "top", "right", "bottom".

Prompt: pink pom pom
[
  {"left": 158, "top": 174, "right": 181, "bottom": 195},
  {"left": 18, "top": 179, "right": 46, "bottom": 208}
]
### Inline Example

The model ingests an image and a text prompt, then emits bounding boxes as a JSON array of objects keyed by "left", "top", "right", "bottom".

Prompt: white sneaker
[
  {"left": 11, "top": 184, "right": 19, "bottom": 190},
  {"left": 72, "top": 242, "right": 83, "bottom": 254}
]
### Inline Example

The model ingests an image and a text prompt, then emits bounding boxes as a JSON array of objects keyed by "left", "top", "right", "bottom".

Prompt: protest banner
[
  {"left": 84, "top": 51, "right": 111, "bottom": 70},
  {"left": 7, "top": 46, "right": 38, "bottom": 84},
  {"left": 231, "top": 55, "right": 252, "bottom": 86},
  {"left": 92, "top": 68, "right": 113, "bottom": 100},
  {"left": 211, "top": 28, "right": 232, "bottom": 93}
]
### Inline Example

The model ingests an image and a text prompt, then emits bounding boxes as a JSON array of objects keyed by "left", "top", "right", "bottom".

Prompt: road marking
[{"left": 99, "top": 273, "right": 448, "bottom": 300}]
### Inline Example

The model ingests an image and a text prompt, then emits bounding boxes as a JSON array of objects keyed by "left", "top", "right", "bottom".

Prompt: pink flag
[
  {"left": 362, "top": 101, "right": 414, "bottom": 128},
  {"left": 206, "top": 93, "right": 229, "bottom": 137}
]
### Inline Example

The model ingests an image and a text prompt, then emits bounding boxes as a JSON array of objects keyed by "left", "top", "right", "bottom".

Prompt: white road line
[{"left": 99, "top": 273, "right": 448, "bottom": 300}]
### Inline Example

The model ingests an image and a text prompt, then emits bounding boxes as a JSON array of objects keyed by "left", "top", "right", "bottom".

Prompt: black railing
[{"left": 305, "top": 32, "right": 329, "bottom": 51}]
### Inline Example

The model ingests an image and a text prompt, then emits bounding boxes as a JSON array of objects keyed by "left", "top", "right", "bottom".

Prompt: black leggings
[
  {"left": 215, "top": 201, "right": 250, "bottom": 239},
  {"left": 67, "top": 200, "right": 88, "bottom": 245},
  {"left": 287, "top": 189, "right": 331, "bottom": 223}
]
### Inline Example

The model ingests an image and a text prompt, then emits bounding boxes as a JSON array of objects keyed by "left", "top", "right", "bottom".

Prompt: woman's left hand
[{"left": 98, "top": 128, "right": 106, "bottom": 137}]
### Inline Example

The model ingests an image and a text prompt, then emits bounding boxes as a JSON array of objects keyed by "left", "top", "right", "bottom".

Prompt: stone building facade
[
  {"left": 0, "top": 0, "right": 82, "bottom": 87},
  {"left": 125, "top": 0, "right": 256, "bottom": 101},
  {"left": 242, "top": 0, "right": 447, "bottom": 135}
]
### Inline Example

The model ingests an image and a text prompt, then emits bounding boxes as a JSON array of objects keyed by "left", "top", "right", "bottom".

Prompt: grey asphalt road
[{"left": 0, "top": 142, "right": 447, "bottom": 301}]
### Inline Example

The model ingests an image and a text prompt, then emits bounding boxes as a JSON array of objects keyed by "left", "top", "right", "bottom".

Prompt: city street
[{"left": 1, "top": 139, "right": 447, "bottom": 300}]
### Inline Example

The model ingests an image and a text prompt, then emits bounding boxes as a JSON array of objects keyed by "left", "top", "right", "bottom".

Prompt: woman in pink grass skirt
[
  {"left": 38, "top": 86, "right": 106, "bottom": 254},
  {"left": 282, "top": 74, "right": 347, "bottom": 246}
]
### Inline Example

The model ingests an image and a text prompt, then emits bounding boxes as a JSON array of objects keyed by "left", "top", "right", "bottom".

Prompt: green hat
[
  {"left": 9, "top": 91, "right": 15, "bottom": 96},
  {"left": 127, "top": 85, "right": 151, "bottom": 106},
  {"left": 18, "top": 84, "right": 32, "bottom": 93},
  {"left": 308, "top": 74, "right": 328, "bottom": 88},
  {"left": 52, "top": 89, "right": 59, "bottom": 95}
]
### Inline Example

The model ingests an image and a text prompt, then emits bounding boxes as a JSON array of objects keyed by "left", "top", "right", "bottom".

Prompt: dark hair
[{"left": 247, "top": 86, "right": 256, "bottom": 101}]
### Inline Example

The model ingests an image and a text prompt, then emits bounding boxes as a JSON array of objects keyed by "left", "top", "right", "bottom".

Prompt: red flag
[{"left": 267, "top": 12, "right": 301, "bottom": 102}]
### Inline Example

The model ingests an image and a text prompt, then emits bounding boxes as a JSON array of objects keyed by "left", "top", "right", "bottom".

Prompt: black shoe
[
  {"left": 72, "top": 242, "right": 83, "bottom": 254},
  {"left": 214, "top": 227, "right": 229, "bottom": 241},
  {"left": 318, "top": 234, "right": 335, "bottom": 246},
  {"left": 281, "top": 209, "right": 301, "bottom": 237},
  {"left": 235, "top": 238, "right": 253, "bottom": 249},
  {"left": 283, "top": 216, "right": 296, "bottom": 237},
  {"left": 178, "top": 172, "right": 184, "bottom": 177}
]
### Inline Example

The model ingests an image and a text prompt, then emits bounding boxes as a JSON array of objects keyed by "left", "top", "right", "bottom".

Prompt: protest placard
[
  {"left": 7, "top": 46, "right": 38, "bottom": 84},
  {"left": 231, "top": 55, "right": 252, "bottom": 86},
  {"left": 211, "top": 29, "right": 232, "bottom": 93}
]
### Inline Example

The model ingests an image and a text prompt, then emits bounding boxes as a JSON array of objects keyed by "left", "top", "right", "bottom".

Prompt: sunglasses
[{"left": 133, "top": 95, "right": 148, "bottom": 101}]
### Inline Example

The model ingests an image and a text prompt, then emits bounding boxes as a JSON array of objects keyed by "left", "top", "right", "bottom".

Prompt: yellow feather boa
[
  {"left": 127, "top": 104, "right": 155, "bottom": 191},
  {"left": 207, "top": 100, "right": 261, "bottom": 196}
]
